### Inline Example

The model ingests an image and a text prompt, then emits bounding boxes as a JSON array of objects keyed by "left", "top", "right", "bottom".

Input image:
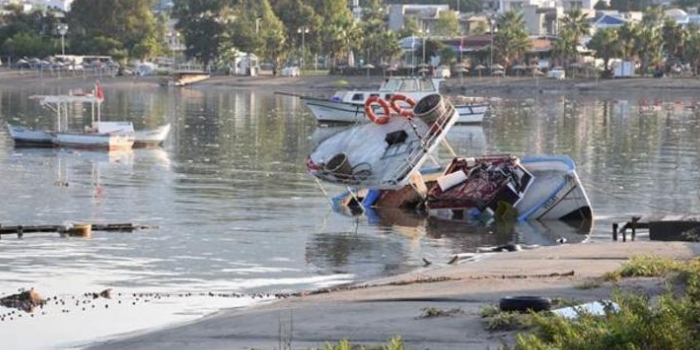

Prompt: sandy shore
[
  {"left": 88, "top": 241, "right": 700, "bottom": 350},
  {"left": 5, "top": 69, "right": 700, "bottom": 99}
]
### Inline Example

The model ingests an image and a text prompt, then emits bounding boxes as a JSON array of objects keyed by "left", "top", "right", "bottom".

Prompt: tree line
[{"left": 2, "top": 0, "right": 700, "bottom": 76}]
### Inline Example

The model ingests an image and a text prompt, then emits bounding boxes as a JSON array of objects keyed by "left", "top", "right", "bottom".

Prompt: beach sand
[{"left": 89, "top": 242, "right": 700, "bottom": 350}]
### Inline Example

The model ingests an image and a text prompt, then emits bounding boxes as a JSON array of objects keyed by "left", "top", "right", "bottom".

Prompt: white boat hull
[
  {"left": 514, "top": 156, "right": 592, "bottom": 221},
  {"left": 52, "top": 132, "right": 135, "bottom": 151},
  {"left": 302, "top": 97, "right": 487, "bottom": 124},
  {"left": 7, "top": 125, "right": 53, "bottom": 147},
  {"left": 134, "top": 124, "right": 171, "bottom": 148}
]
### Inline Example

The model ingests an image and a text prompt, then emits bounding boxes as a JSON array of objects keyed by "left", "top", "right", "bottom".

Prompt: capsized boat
[
  {"left": 307, "top": 94, "right": 593, "bottom": 222},
  {"left": 301, "top": 76, "right": 488, "bottom": 124}
]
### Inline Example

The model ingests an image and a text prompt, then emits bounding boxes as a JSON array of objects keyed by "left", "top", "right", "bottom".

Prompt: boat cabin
[{"left": 331, "top": 77, "right": 445, "bottom": 104}]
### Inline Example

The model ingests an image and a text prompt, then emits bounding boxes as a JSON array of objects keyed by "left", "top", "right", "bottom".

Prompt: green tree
[
  {"left": 308, "top": 0, "right": 356, "bottom": 68},
  {"left": 2, "top": 32, "right": 52, "bottom": 59},
  {"left": 554, "top": 9, "right": 590, "bottom": 68},
  {"left": 396, "top": 17, "right": 420, "bottom": 39},
  {"left": 616, "top": 22, "right": 640, "bottom": 61},
  {"left": 0, "top": 6, "right": 61, "bottom": 59},
  {"left": 552, "top": 28, "right": 577, "bottom": 68},
  {"left": 172, "top": 0, "right": 235, "bottom": 66},
  {"left": 493, "top": 10, "right": 531, "bottom": 68},
  {"left": 270, "top": 0, "right": 321, "bottom": 66},
  {"left": 418, "top": 38, "right": 444, "bottom": 65},
  {"left": 661, "top": 19, "right": 686, "bottom": 73},
  {"left": 434, "top": 10, "right": 460, "bottom": 37},
  {"left": 683, "top": 25, "right": 700, "bottom": 75},
  {"left": 587, "top": 28, "right": 620, "bottom": 75},
  {"left": 69, "top": 0, "right": 162, "bottom": 59},
  {"left": 358, "top": 0, "right": 400, "bottom": 66},
  {"left": 594, "top": 0, "right": 609, "bottom": 9},
  {"left": 470, "top": 21, "right": 488, "bottom": 34},
  {"left": 633, "top": 8, "right": 665, "bottom": 76}
]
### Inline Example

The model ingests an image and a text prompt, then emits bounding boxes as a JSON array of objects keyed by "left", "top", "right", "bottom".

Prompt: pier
[{"left": 613, "top": 215, "right": 700, "bottom": 242}]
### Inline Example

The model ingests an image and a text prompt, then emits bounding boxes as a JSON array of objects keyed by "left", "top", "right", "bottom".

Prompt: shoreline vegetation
[{"left": 89, "top": 242, "right": 700, "bottom": 350}]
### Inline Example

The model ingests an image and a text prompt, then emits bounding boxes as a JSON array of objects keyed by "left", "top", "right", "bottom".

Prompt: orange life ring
[
  {"left": 364, "top": 95, "right": 392, "bottom": 125},
  {"left": 389, "top": 94, "right": 416, "bottom": 118}
]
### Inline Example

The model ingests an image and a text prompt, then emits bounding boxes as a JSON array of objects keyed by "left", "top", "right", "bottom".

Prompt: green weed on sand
[{"left": 506, "top": 256, "right": 700, "bottom": 350}]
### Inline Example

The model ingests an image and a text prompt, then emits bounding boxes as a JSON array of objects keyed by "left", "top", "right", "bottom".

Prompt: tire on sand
[{"left": 499, "top": 296, "right": 552, "bottom": 313}]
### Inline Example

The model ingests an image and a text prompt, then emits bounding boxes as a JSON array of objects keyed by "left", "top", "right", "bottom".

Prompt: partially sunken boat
[{"left": 306, "top": 94, "right": 593, "bottom": 222}]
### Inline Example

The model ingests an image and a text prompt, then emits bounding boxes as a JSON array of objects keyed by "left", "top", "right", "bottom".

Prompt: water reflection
[
  {"left": 307, "top": 207, "right": 590, "bottom": 276},
  {"left": 2, "top": 82, "right": 700, "bottom": 348}
]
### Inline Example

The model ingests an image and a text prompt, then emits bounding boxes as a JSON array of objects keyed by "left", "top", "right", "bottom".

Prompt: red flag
[{"left": 95, "top": 81, "right": 104, "bottom": 102}]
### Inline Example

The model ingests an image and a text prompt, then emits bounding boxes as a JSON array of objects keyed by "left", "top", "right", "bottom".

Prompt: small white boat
[
  {"left": 301, "top": 76, "right": 488, "bottom": 124},
  {"left": 134, "top": 123, "right": 171, "bottom": 148},
  {"left": 18, "top": 88, "right": 135, "bottom": 151}
]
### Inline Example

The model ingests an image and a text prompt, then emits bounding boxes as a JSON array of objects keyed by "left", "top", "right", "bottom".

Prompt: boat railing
[{"left": 313, "top": 103, "right": 457, "bottom": 189}]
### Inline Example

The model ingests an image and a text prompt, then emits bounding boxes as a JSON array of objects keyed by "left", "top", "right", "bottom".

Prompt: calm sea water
[{"left": 0, "top": 81, "right": 699, "bottom": 348}]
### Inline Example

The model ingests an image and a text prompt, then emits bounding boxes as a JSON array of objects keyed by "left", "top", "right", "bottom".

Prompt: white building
[
  {"left": 388, "top": 4, "right": 451, "bottom": 32},
  {"left": 484, "top": 0, "right": 595, "bottom": 13},
  {"left": 0, "top": 0, "right": 72, "bottom": 12}
]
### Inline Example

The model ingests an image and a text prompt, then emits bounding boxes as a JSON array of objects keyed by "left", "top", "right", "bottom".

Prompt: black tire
[{"left": 499, "top": 296, "right": 552, "bottom": 313}]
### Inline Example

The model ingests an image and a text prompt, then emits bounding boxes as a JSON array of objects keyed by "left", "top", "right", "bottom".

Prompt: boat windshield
[{"left": 382, "top": 79, "right": 401, "bottom": 91}]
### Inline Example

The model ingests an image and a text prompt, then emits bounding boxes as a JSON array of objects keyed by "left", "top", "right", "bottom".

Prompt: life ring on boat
[
  {"left": 389, "top": 94, "right": 416, "bottom": 118},
  {"left": 364, "top": 95, "right": 392, "bottom": 125}
]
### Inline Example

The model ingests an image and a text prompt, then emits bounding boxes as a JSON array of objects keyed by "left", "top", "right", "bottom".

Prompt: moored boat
[
  {"left": 7, "top": 83, "right": 170, "bottom": 149},
  {"left": 301, "top": 76, "right": 489, "bottom": 124},
  {"left": 134, "top": 123, "right": 171, "bottom": 148}
]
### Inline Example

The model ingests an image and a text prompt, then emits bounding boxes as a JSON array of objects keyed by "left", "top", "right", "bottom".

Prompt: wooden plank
[{"left": 0, "top": 223, "right": 157, "bottom": 235}]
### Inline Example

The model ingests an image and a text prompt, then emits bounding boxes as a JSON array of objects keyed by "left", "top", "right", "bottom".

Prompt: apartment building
[{"left": 484, "top": 0, "right": 595, "bottom": 13}]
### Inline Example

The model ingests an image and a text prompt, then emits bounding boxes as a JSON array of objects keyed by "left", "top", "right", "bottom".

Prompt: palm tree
[
  {"left": 661, "top": 19, "right": 686, "bottom": 74},
  {"left": 616, "top": 22, "right": 640, "bottom": 62},
  {"left": 562, "top": 8, "right": 591, "bottom": 42},
  {"left": 634, "top": 26, "right": 662, "bottom": 76},
  {"left": 587, "top": 28, "right": 619, "bottom": 76},
  {"left": 493, "top": 10, "right": 531, "bottom": 69},
  {"left": 552, "top": 28, "right": 577, "bottom": 68},
  {"left": 683, "top": 25, "right": 700, "bottom": 75},
  {"left": 558, "top": 9, "right": 590, "bottom": 69}
]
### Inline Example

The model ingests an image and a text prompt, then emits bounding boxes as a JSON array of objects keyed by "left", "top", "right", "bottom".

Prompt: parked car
[{"left": 281, "top": 66, "right": 300, "bottom": 77}]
